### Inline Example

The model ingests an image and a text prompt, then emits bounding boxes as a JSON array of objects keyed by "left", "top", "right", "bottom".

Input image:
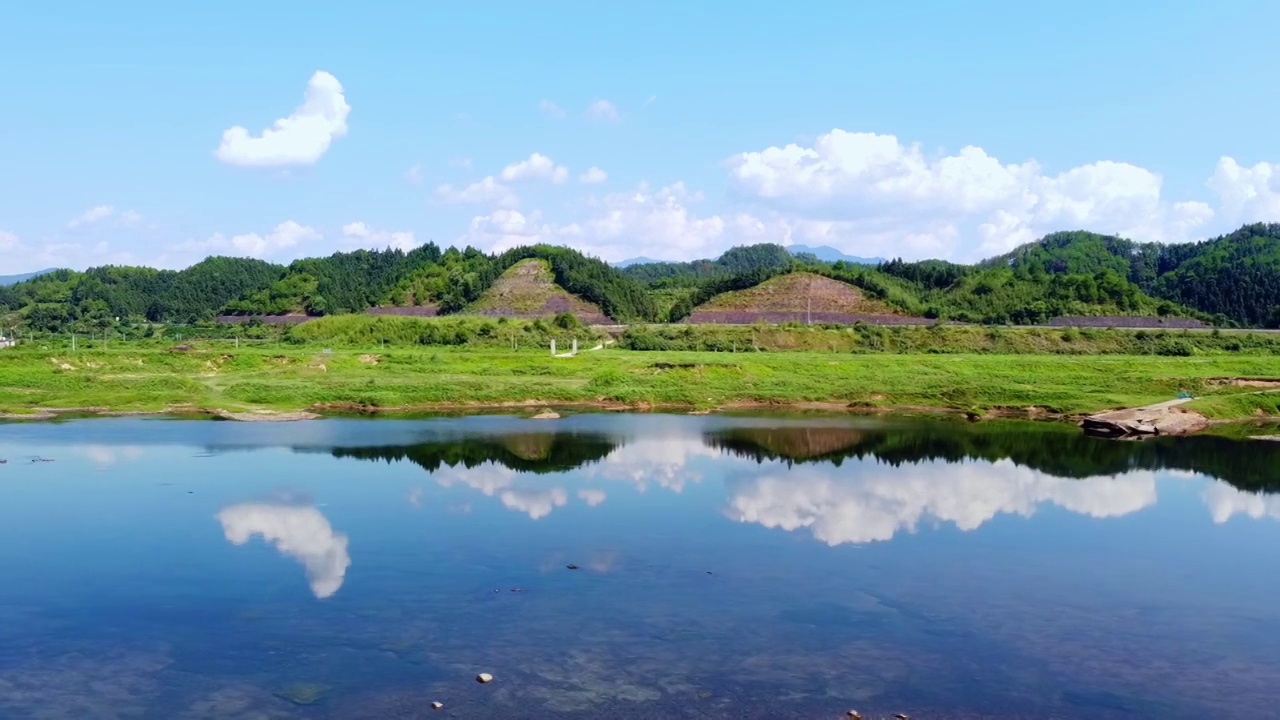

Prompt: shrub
[{"left": 1154, "top": 339, "right": 1196, "bottom": 357}]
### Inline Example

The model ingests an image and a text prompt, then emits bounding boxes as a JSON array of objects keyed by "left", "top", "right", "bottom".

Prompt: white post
[
  {"left": 550, "top": 339, "right": 556, "bottom": 356},
  {"left": 572, "top": 338, "right": 578, "bottom": 355},
  {"left": 72, "top": 334, "right": 76, "bottom": 352}
]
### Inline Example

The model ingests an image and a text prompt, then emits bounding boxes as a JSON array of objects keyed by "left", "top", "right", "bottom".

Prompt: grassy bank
[{"left": 1, "top": 341, "right": 1278, "bottom": 421}]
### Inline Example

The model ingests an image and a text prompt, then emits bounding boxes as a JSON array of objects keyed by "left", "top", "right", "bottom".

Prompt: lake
[{"left": 1, "top": 414, "right": 1278, "bottom": 719}]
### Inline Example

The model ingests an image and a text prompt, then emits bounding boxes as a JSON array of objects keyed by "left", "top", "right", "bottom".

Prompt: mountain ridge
[
  {"left": 3, "top": 224, "right": 1279, "bottom": 329},
  {"left": 0, "top": 268, "right": 57, "bottom": 286}
]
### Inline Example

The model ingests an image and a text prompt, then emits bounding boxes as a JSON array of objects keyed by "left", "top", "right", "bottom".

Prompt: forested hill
[
  {"left": 969, "top": 223, "right": 1280, "bottom": 326},
  {"left": 0, "top": 243, "right": 655, "bottom": 331},
  {"left": 1, "top": 223, "right": 1279, "bottom": 331},
  {"left": 618, "top": 244, "right": 796, "bottom": 286}
]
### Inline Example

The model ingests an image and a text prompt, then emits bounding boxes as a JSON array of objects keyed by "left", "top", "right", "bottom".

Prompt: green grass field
[{"left": 1, "top": 340, "right": 1277, "bottom": 421}]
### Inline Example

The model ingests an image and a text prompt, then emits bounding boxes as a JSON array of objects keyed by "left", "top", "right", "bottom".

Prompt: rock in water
[
  {"left": 847, "top": 712, "right": 862, "bottom": 719},
  {"left": 531, "top": 410, "right": 560, "bottom": 420},
  {"left": 476, "top": 673, "right": 493, "bottom": 684},
  {"left": 431, "top": 701, "right": 444, "bottom": 710},
  {"left": 566, "top": 563, "right": 579, "bottom": 570}
]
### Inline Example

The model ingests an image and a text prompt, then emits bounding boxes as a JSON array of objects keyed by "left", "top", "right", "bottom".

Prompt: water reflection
[
  {"left": 726, "top": 461, "right": 1158, "bottom": 545},
  {"left": 582, "top": 437, "right": 717, "bottom": 493},
  {"left": 4, "top": 416, "right": 1280, "bottom": 718},
  {"left": 706, "top": 422, "right": 1280, "bottom": 492},
  {"left": 331, "top": 432, "right": 618, "bottom": 474},
  {"left": 1203, "top": 482, "right": 1280, "bottom": 524},
  {"left": 216, "top": 502, "right": 351, "bottom": 599}
]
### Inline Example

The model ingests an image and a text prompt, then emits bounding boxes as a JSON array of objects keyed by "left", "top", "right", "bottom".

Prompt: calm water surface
[{"left": 1, "top": 415, "right": 1278, "bottom": 719}]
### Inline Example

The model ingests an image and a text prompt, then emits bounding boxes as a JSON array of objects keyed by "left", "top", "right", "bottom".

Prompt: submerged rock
[
  {"left": 274, "top": 682, "right": 328, "bottom": 705},
  {"left": 431, "top": 701, "right": 444, "bottom": 710},
  {"left": 476, "top": 672, "right": 494, "bottom": 684},
  {"left": 566, "top": 563, "right": 579, "bottom": 570},
  {"left": 531, "top": 410, "right": 560, "bottom": 420}
]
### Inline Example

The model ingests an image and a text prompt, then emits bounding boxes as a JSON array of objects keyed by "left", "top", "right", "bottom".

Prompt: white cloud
[
  {"left": 434, "top": 176, "right": 518, "bottom": 208},
  {"left": 403, "top": 163, "right": 424, "bottom": 185},
  {"left": 727, "top": 129, "right": 1219, "bottom": 260},
  {"left": 642, "top": 95, "right": 657, "bottom": 108},
  {"left": 215, "top": 71, "right": 350, "bottom": 168},
  {"left": 458, "top": 182, "right": 733, "bottom": 260},
  {"left": 726, "top": 460, "right": 1158, "bottom": 546},
  {"left": 459, "top": 209, "right": 567, "bottom": 253},
  {"left": 538, "top": 99, "right": 567, "bottom": 118},
  {"left": 500, "top": 153, "right": 569, "bottom": 184},
  {"left": 341, "top": 222, "right": 417, "bottom": 251},
  {"left": 67, "top": 205, "right": 115, "bottom": 229},
  {"left": 171, "top": 221, "right": 320, "bottom": 265},
  {"left": 66, "top": 205, "right": 145, "bottom": 231},
  {"left": 216, "top": 502, "right": 351, "bottom": 599},
  {"left": 577, "top": 488, "right": 608, "bottom": 507},
  {"left": 586, "top": 99, "right": 621, "bottom": 122},
  {"left": 1207, "top": 157, "right": 1280, "bottom": 225},
  {"left": 579, "top": 167, "right": 608, "bottom": 184},
  {"left": 0, "top": 233, "right": 143, "bottom": 274},
  {"left": 449, "top": 157, "right": 473, "bottom": 170}
]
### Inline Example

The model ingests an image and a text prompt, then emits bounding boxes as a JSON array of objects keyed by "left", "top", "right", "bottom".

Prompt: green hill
[{"left": 3, "top": 224, "right": 1279, "bottom": 332}]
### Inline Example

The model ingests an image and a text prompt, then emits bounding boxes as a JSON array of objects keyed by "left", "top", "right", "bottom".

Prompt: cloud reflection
[
  {"left": 726, "top": 460, "right": 1158, "bottom": 545},
  {"left": 585, "top": 437, "right": 719, "bottom": 493},
  {"left": 577, "top": 488, "right": 607, "bottom": 507},
  {"left": 81, "top": 445, "right": 143, "bottom": 467},
  {"left": 216, "top": 503, "right": 351, "bottom": 599},
  {"left": 1203, "top": 482, "right": 1280, "bottom": 523},
  {"left": 500, "top": 487, "right": 568, "bottom": 519},
  {"left": 432, "top": 463, "right": 570, "bottom": 520}
]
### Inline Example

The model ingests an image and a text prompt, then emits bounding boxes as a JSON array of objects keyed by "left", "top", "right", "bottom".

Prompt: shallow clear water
[{"left": 1, "top": 415, "right": 1279, "bottom": 719}]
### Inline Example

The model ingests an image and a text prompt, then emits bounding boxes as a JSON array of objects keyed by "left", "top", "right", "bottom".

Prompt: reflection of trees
[
  {"left": 706, "top": 422, "right": 1280, "bottom": 493},
  {"left": 331, "top": 432, "right": 619, "bottom": 475}
]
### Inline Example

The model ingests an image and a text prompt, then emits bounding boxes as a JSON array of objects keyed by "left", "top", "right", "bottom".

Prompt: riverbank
[{"left": 2, "top": 345, "right": 1279, "bottom": 426}]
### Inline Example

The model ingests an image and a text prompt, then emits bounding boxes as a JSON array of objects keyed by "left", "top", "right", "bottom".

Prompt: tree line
[{"left": 3, "top": 223, "right": 1279, "bottom": 332}]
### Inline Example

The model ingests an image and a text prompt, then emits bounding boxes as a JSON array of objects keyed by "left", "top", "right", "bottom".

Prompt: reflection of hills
[
  {"left": 704, "top": 427, "right": 866, "bottom": 462},
  {"left": 331, "top": 432, "right": 619, "bottom": 474},
  {"left": 706, "top": 423, "right": 1280, "bottom": 493}
]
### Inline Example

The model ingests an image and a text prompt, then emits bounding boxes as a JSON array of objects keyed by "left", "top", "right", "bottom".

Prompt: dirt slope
[
  {"left": 687, "top": 272, "right": 928, "bottom": 325},
  {"left": 469, "top": 259, "right": 611, "bottom": 323}
]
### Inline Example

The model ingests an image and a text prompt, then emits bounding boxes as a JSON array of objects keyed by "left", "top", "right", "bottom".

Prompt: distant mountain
[
  {"left": 0, "top": 268, "right": 56, "bottom": 286},
  {"left": 787, "top": 245, "right": 884, "bottom": 265},
  {"left": 613, "top": 256, "right": 661, "bottom": 268}
]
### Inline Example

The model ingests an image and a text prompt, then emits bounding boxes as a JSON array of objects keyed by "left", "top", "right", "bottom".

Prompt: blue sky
[{"left": 2, "top": 0, "right": 1278, "bottom": 273}]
